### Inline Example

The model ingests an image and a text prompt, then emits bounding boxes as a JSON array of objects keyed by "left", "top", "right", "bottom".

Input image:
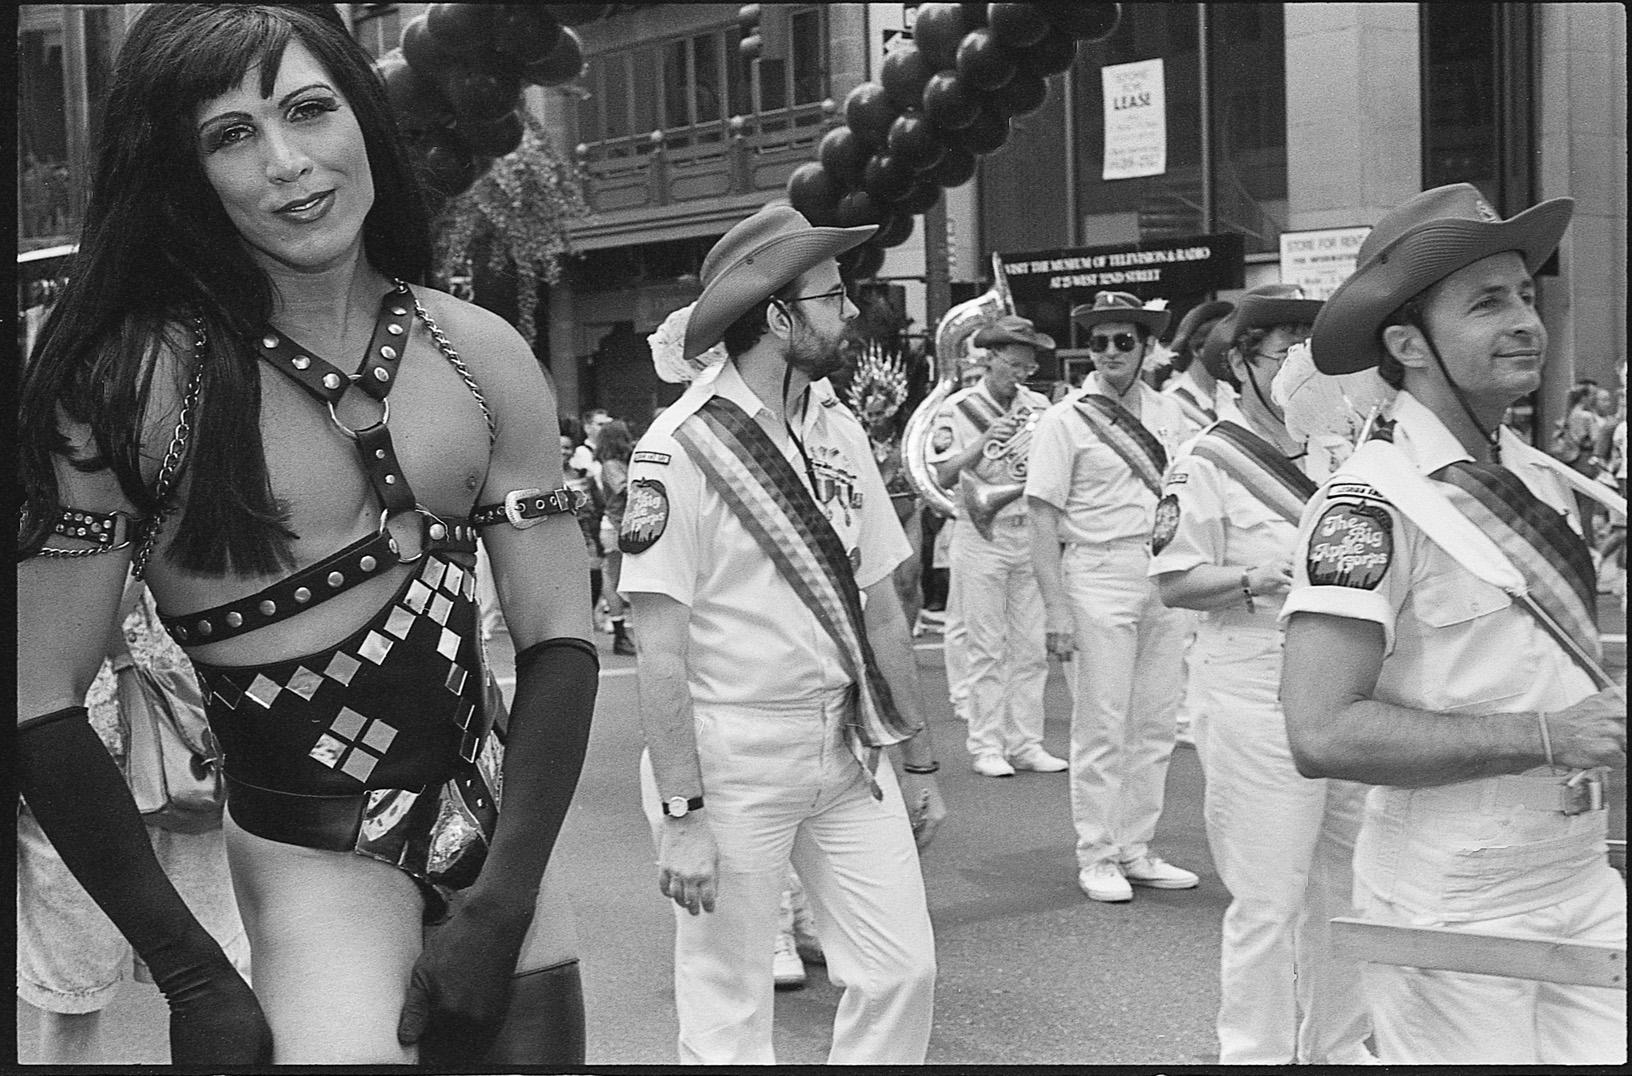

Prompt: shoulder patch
[
  {"left": 632, "top": 450, "right": 671, "bottom": 466},
  {"left": 931, "top": 423, "right": 955, "bottom": 453},
  {"left": 1307, "top": 502, "right": 1393, "bottom": 589},
  {"left": 1327, "top": 481, "right": 1387, "bottom": 504},
  {"left": 1151, "top": 494, "right": 1181, "bottom": 555},
  {"left": 1164, "top": 470, "right": 1189, "bottom": 487},
  {"left": 619, "top": 478, "right": 669, "bottom": 554}
]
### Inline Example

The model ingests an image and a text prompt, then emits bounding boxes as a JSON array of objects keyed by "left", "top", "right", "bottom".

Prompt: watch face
[{"left": 666, "top": 796, "right": 689, "bottom": 817}]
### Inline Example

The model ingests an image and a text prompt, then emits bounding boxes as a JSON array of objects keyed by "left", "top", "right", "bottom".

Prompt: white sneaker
[
  {"left": 972, "top": 753, "right": 1016, "bottom": 778},
  {"left": 773, "top": 930, "right": 806, "bottom": 990},
  {"left": 1121, "top": 855, "right": 1199, "bottom": 890},
  {"left": 1009, "top": 746, "right": 1067, "bottom": 772},
  {"left": 1077, "top": 862, "right": 1132, "bottom": 903}
]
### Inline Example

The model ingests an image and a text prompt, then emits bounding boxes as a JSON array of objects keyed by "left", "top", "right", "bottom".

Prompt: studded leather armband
[
  {"left": 470, "top": 488, "right": 588, "bottom": 530},
  {"left": 33, "top": 507, "right": 146, "bottom": 554}
]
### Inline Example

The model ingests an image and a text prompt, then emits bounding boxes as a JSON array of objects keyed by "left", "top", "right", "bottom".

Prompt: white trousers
[
  {"left": 950, "top": 517, "right": 1047, "bottom": 760},
  {"left": 1190, "top": 622, "right": 1372, "bottom": 1064},
  {"left": 1355, "top": 780, "right": 1626, "bottom": 1064},
  {"left": 941, "top": 522, "right": 971, "bottom": 723},
  {"left": 1062, "top": 540, "right": 1188, "bottom": 868},
  {"left": 640, "top": 690, "right": 935, "bottom": 1065}
]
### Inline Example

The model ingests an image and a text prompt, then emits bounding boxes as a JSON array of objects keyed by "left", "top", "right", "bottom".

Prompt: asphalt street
[{"left": 15, "top": 596, "right": 1627, "bottom": 1066}]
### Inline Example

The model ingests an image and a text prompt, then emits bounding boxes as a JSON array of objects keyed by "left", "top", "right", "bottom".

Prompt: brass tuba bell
[{"left": 901, "top": 254, "right": 1016, "bottom": 518}]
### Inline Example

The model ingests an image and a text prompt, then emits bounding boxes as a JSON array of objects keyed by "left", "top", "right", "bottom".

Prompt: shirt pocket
[{"left": 1402, "top": 565, "right": 1535, "bottom": 712}]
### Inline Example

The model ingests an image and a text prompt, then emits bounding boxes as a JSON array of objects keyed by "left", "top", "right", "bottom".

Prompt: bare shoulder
[{"left": 411, "top": 285, "right": 545, "bottom": 391}]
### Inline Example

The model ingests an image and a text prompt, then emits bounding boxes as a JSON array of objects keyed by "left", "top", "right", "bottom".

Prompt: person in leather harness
[
  {"left": 1280, "top": 184, "right": 1626, "bottom": 1063},
  {"left": 16, "top": 6, "right": 596, "bottom": 1066}
]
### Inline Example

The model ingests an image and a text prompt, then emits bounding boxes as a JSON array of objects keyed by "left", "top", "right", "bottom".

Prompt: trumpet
[{"left": 963, "top": 401, "right": 1040, "bottom": 541}]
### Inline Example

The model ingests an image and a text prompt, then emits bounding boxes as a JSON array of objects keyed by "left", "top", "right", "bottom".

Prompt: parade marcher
[
  {"left": 1026, "top": 291, "right": 1200, "bottom": 902},
  {"left": 929, "top": 315, "right": 1064, "bottom": 777},
  {"left": 621, "top": 204, "right": 945, "bottom": 1065},
  {"left": 1162, "top": 300, "right": 1235, "bottom": 747},
  {"left": 1150, "top": 286, "right": 1375, "bottom": 1064},
  {"left": 927, "top": 353, "right": 988, "bottom": 723},
  {"left": 16, "top": 6, "right": 596, "bottom": 1065},
  {"left": 1281, "top": 183, "right": 1627, "bottom": 1064}
]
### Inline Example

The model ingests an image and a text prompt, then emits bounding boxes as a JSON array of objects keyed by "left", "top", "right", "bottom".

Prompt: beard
[{"left": 784, "top": 323, "right": 847, "bottom": 381}]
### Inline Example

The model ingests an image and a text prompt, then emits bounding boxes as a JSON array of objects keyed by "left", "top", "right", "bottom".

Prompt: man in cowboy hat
[
  {"left": 927, "top": 315, "right": 1066, "bottom": 778},
  {"left": 1163, "top": 299, "right": 1237, "bottom": 432},
  {"left": 1025, "top": 291, "right": 1200, "bottom": 902},
  {"left": 1151, "top": 285, "right": 1376, "bottom": 1064},
  {"left": 1279, "top": 184, "right": 1626, "bottom": 1064},
  {"left": 617, "top": 203, "right": 945, "bottom": 1064}
]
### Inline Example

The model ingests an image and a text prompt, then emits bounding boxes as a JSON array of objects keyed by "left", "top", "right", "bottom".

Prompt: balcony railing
[{"left": 575, "top": 100, "right": 832, "bottom": 216}]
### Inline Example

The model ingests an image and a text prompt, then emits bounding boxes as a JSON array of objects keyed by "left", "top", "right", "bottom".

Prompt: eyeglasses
[
  {"left": 788, "top": 286, "right": 849, "bottom": 309},
  {"left": 1087, "top": 332, "right": 1139, "bottom": 353},
  {"left": 1250, "top": 349, "right": 1292, "bottom": 365}
]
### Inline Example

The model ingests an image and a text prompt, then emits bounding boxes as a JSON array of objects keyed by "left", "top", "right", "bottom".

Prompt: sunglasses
[{"left": 1087, "top": 332, "right": 1140, "bottom": 353}]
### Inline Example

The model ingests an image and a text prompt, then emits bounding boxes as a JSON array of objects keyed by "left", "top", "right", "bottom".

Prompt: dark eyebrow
[{"left": 196, "top": 82, "right": 335, "bottom": 136}]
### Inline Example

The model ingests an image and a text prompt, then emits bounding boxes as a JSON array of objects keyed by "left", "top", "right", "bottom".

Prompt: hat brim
[
  {"left": 1234, "top": 297, "right": 1324, "bottom": 333},
  {"left": 1311, "top": 197, "right": 1573, "bottom": 374},
  {"left": 1198, "top": 316, "right": 1236, "bottom": 383},
  {"left": 684, "top": 223, "right": 877, "bottom": 359},
  {"left": 974, "top": 329, "right": 1057, "bottom": 352},
  {"left": 1071, "top": 306, "right": 1172, "bottom": 336},
  {"left": 1170, "top": 300, "right": 1234, "bottom": 352}
]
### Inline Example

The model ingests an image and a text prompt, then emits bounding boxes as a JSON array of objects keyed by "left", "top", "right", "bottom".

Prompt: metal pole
[
  {"left": 1197, "top": 4, "right": 1212, "bottom": 232},
  {"left": 1063, "top": 65, "right": 1078, "bottom": 247}
]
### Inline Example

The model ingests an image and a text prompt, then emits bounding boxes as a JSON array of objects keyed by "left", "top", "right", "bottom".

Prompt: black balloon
[
  {"left": 959, "top": 3, "right": 989, "bottom": 28},
  {"left": 550, "top": 4, "right": 613, "bottom": 26},
  {"left": 948, "top": 103, "right": 1009, "bottom": 154},
  {"left": 912, "top": 3, "right": 974, "bottom": 72},
  {"left": 887, "top": 112, "right": 947, "bottom": 172},
  {"left": 522, "top": 27, "right": 585, "bottom": 86},
  {"left": 1028, "top": 27, "right": 1079, "bottom": 76},
  {"left": 892, "top": 180, "right": 942, "bottom": 216},
  {"left": 445, "top": 66, "right": 522, "bottom": 122},
  {"left": 379, "top": 52, "right": 455, "bottom": 132},
  {"left": 921, "top": 71, "right": 980, "bottom": 130},
  {"left": 835, "top": 190, "right": 886, "bottom": 228},
  {"left": 463, "top": 109, "right": 525, "bottom": 157},
  {"left": 787, "top": 161, "right": 842, "bottom": 225},
  {"left": 987, "top": 3, "right": 1052, "bottom": 48},
  {"left": 863, "top": 153, "right": 915, "bottom": 203},
  {"left": 490, "top": 7, "right": 563, "bottom": 64},
  {"left": 1036, "top": 2, "right": 1121, "bottom": 40},
  {"left": 928, "top": 145, "right": 977, "bottom": 188},
  {"left": 402, "top": 15, "right": 459, "bottom": 77},
  {"left": 989, "top": 71, "right": 1049, "bottom": 118},
  {"left": 425, "top": 3, "right": 500, "bottom": 59},
  {"left": 956, "top": 28, "right": 1018, "bottom": 91},
  {"left": 840, "top": 243, "right": 886, "bottom": 281},
  {"left": 416, "top": 125, "right": 481, "bottom": 199},
  {"left": 818, "top": 126, "right": 869, "bottom": 189},
  {"left": 873, "top": 213, "right": 915, "bottom": 249},
  {"left": 843, "top": 82, "right": 898, "bottom": 149},
  {"left": 880, "top": 44, "right": 935, "bottom": 112}
]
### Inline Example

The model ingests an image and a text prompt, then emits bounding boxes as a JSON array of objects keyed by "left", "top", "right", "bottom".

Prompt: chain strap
[
  {"left": 34, "top": 543, "right": 116, "bottom": 559},
  {"left": 132, "top": 318, "right": 206, "bottom": 580},
  {"left": 398, "top": 279, "right": 497, "bottom": 446}
]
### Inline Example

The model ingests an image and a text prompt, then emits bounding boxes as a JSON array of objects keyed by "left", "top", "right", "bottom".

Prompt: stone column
[{"left": 548, "top": 281, "right": 580, "bottom": 417}]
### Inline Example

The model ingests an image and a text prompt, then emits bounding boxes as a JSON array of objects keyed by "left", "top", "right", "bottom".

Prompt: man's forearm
[
  {"left": 636, "top": 649, "right": 704, "bottom": 799},
  {"left": 1286, "top": 697, "right": 1545, "bottom": 787},
  {"left": 864, "top": 578, "right": 937, "bottom": 769},
  {"left": 1026, "top": 498, "right": 1071, "bottom": 624}
]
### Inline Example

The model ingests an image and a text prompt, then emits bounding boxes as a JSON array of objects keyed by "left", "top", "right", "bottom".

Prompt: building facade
[{"left": 16, "top": 3, "right": 1625, "bottom": 434}]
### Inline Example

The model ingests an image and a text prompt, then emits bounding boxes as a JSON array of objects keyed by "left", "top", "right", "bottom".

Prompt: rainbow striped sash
[
  {"left": 1169, "top": 384, "right": 1215, "bottom": 430},
  {"left": 1431, "top": 461, "right": 1602, "bottom": 666},
  {"left": 1076, "top": 394, "right": 1169, "bottom": 498},
  {"left": 1190, "top": 421, "right": 1317, "bottom": 526},
  {"left": 673, "top": 397, "right": 917, "bottom": 750}
]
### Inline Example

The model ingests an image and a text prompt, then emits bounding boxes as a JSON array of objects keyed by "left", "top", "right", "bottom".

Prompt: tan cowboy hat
[
  {"left": 684, "top": 203, "right": 877, "bottom": 360},
  {"left": 1070, "top": 290, "right": 1171, "bottom": 336},
  {"left": 1233, "top": 283, "right": 1323, "bottom": 334},
  {"left": 1311, "top": 183, "right": 1574, "bottom": 374},
  {"left": 1169, "top": 300, "right": 1234, "bottom": 355},
  {"left": 972, "top": 314, "right": 1055, "bottom": 352}
]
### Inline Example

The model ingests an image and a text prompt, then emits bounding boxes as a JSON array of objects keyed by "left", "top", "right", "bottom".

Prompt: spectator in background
[
  {"left": 562, "top": 420, "right": 606, "bottom": 622},
  {"left": 596, "top": 420, "right": 636, "bottom": 656}
]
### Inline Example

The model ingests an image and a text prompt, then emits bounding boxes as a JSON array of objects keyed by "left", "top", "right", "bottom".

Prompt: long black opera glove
[
  {"left": 17, "top": 708, "right": 273, "bottom": 1065},
  {"left": 398, "top": 637, "right": 598, "bottom": 1064}
]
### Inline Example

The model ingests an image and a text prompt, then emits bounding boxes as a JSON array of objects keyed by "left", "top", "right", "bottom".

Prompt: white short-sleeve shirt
[
  {"left": 619, "top": 362, "right": 912, "bottom": 707},
  {"left": 931, "top": 380, "right": 1052, "bottom": 524},
  {"left": 1024, "top": 372, "right": 1190, "bottom": 546},
  {"left": 1280, "top": 391, "right": 1595, "bottom": 718}
]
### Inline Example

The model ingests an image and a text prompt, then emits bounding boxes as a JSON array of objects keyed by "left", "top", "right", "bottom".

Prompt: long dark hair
[
  {"left": 594, "top": 420, "right": 634, "bottom": 464},
  {"left": 18, "top": 4, "right": 433, "bottom": 574}
]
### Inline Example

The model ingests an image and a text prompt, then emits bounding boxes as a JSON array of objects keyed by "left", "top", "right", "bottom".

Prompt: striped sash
[
  {"left": 1190, "top": 421, "right": 1317, "bottom": 526},
  {"left": 1168, "top": 384, "right": 1215, "bottom": 430},
  {"left": 1075, "top": 394, "right": 1169, "bottom": 498},
  {"left": 1431, "top": 461, "right": 1602, "bottom": 665},
  {"left": 672, "top": 397, "right": 917, "bottom": 750}
]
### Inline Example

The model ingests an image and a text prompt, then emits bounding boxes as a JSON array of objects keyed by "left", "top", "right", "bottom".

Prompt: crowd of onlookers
[{"left": 1554, "top": 376, "right": 1628, "bottom": 602}]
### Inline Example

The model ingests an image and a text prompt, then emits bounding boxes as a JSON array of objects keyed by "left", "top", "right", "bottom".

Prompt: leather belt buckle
[
  {"left": 504, "top": 488, "right": 549, "bottom": 529},
  {"left": 1561, "top": 770, "right": 1606, "bottom": 815}
]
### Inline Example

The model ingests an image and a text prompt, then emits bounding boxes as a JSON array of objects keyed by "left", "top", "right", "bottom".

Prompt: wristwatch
[{"left": 662, "top": 795, "right": 704, "bottom": 818}]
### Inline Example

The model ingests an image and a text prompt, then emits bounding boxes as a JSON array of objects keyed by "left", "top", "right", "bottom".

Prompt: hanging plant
[{"left": 434, "top": 109, "right": 593, "bottom": 346}]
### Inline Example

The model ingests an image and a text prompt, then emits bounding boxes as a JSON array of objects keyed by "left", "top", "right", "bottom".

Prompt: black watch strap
[{"left": 661, "top": 795, "right": 705, "bottom": 817}]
